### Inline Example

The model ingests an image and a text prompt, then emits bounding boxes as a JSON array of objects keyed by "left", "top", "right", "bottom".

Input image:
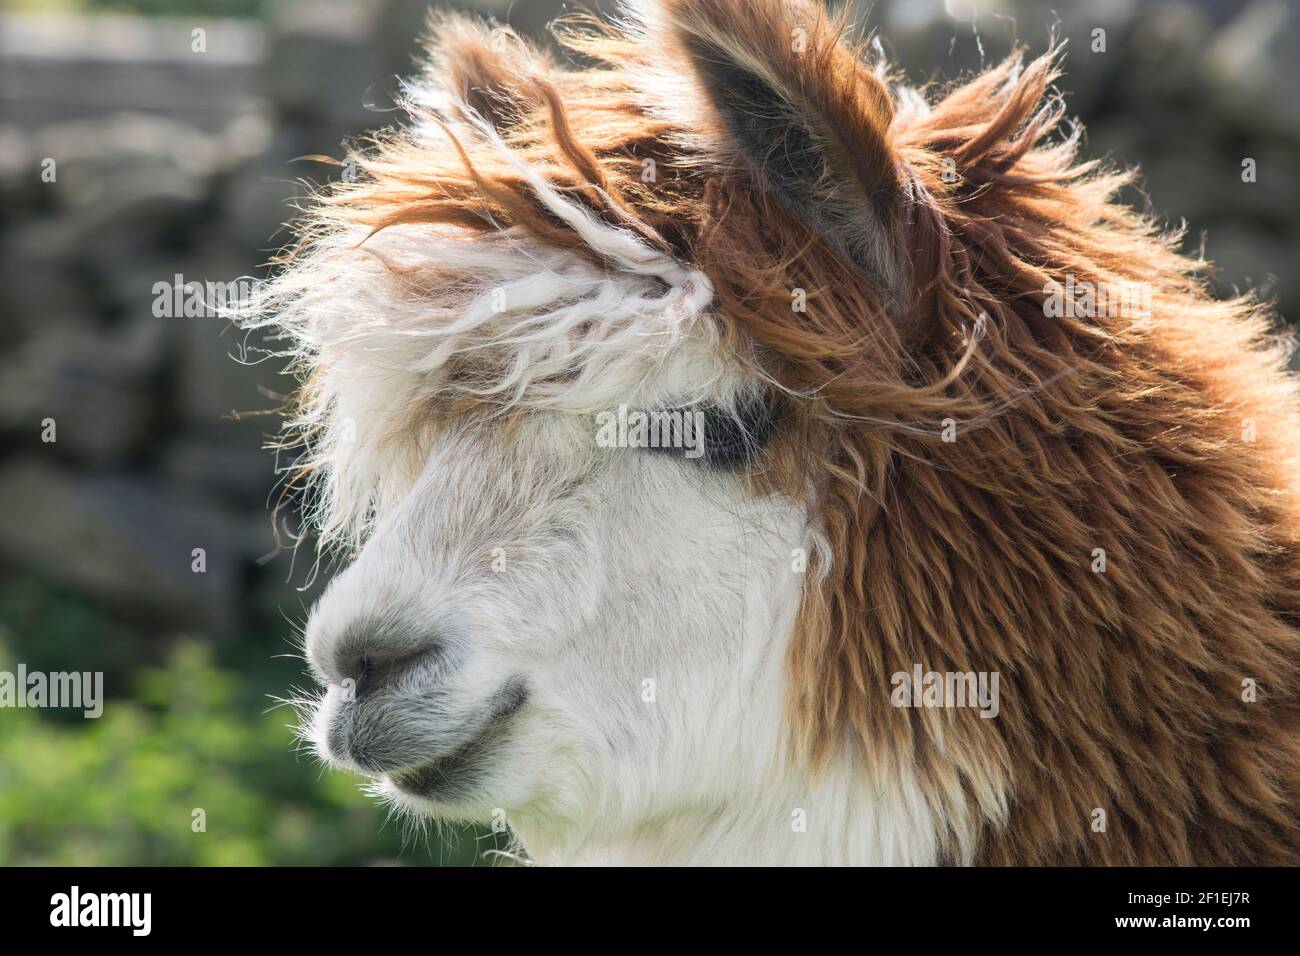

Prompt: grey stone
[
  {"left": 0, "top": 460, "right": 251, "bottom": 630},
  {"left": 262, "top": 0, "right": 384, "bottom": 132},
  {"left": 1203, "top": 0, "right": 1300, "bottom": 137},
  {"left": 0, "top": 320, "right": 165, "bottom": 465},
  {"left": 0, "top": 11, "right": 265, "bottom": 133},
  {"left": 9, "top": 118, "right": 221, "bottom": 302},
  {"left": 1122, "top": 1, "right": 1213, "bottom": 106},
  {"left": 39, "top": 116, "right": 216, "bottom": 208},
  {"left": 221, "top": 142, "right": 311, "bottom": 253},
  {"left": 1140, "top": 148, "right": 1238, "bottom": 225},
  {"left": 1202, "top": 223, "right": 1298, "bottom": 310},
  {"left": 0, "top": 229, "right": 97, "bottom": 344},
  {"left": 162, "top": 430, "right": 276, "bottom": 506},
  {"left": 171, "top": 301, "right": 293, "bottom": 438}
]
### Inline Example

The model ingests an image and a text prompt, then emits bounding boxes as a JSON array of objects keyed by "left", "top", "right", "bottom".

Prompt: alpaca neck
[{"left": 517, "top": 764, "right": 952, "bottom": 866}]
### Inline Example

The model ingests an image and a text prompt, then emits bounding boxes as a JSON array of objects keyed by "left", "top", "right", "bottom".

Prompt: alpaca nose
[{"left": 330, "top": 624, "right": 446, "bottom": 700}]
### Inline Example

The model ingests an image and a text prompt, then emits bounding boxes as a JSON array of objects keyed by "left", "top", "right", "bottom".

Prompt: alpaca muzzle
[{"left": 314, "top": 641, "right": 527, "bottom": 794}]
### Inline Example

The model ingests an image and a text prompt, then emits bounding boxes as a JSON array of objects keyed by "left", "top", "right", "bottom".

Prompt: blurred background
[{"left": 0, "top": 0, "right": 1296, "bottom": 865}]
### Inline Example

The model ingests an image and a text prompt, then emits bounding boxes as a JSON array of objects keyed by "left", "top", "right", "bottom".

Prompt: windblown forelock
[
  {"left": 242, "top": 212, "right": 726, "bottom": 549},
  {"left": 237, "top": 9, "right": 748, "bottom": 557}
]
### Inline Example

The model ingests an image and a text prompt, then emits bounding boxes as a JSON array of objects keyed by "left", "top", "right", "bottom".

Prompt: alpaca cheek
[{"left": 538, "top": 468, "right": 809, "bottom": 800}]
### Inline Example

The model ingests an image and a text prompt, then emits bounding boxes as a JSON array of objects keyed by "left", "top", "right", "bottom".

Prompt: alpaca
[{"left": 244, "top": 0, "right": 1300, "bottom": 865}]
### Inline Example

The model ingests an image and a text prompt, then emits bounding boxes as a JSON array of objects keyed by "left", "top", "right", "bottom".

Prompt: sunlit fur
[{"left": 244, "top": 0, "right": 1300, "bottom": 864}]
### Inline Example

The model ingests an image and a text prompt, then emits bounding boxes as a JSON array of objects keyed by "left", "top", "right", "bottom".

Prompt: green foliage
[{"left": 0, "top": 624, "right": 507, "bottom": 866}]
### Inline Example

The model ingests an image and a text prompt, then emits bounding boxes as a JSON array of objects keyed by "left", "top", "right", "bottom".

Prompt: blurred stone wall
[
  {"left": 0, "top": 0, "right": 1296, "bottom": 653},
  {"left": 0, "top": 0, "right": 427, "bottom": 644}
]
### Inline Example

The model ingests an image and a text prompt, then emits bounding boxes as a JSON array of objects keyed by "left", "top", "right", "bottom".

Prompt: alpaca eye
[
  {"left": 695, "top": 396, "right": 777, "bottom": 468},
  {"left": 639, "top": 394, "right": 776, "bottom": 468}
]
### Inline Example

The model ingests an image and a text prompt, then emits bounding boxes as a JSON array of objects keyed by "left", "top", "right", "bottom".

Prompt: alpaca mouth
[{"left": 389, "top": 680, "right": 527, "bottom": 799}]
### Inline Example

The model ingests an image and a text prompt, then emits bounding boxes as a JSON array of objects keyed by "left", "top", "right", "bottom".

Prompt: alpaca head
[
  {"left": 289, "top": 230, "right": 811, "bottom": 844},
  {"left": 247, "top": 0, "right": 1298, "bottom": 864},
  {"left": 269, "top": 1, "right": 859, "bottom": 854}
]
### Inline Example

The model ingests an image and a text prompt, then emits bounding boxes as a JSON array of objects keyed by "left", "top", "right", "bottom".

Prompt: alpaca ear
[
  {"left": 423, "top": 15, "right": 549, "bottom": 132},
  {"left": 653, "top": 0, "right": 906, "bottom": 308}
]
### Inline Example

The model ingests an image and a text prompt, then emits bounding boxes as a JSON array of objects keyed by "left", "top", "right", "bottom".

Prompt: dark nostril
[
  {"left": 337, "top": 643, "right": 438, "bottom": 700},
  {"left": 353, "top": 653, "right": 376, "bottom": 699},
  {"left": 328, "top": 615, "right": 446, "bottom": 698}
]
